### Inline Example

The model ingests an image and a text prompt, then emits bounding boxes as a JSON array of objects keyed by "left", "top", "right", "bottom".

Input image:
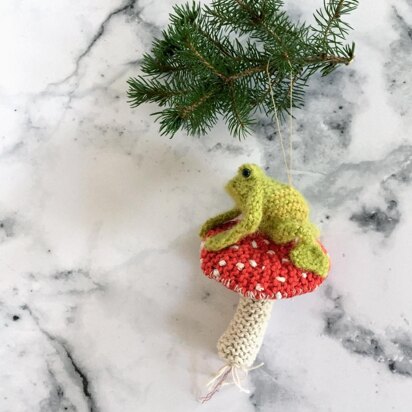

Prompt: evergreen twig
[{"left": 128, "top": 0, "right": 358, "bottom": 137}]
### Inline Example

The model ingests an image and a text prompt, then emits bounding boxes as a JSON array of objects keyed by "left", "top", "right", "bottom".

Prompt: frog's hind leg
[
  {"left": 268, "top": 221, "right": 328, "bottom": 277},
  {"left": 267, "top": 220, "right": 317, "bottom": 244}
]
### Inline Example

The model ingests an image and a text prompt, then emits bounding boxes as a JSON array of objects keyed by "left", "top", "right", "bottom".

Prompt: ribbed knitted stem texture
[{"left": 217, "top": 297, "right": 273, "bottom": 368}]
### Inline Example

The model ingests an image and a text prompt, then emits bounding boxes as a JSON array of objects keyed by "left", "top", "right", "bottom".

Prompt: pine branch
[{"left": 127, "top": 0, "right": 358, "bottom": 137}]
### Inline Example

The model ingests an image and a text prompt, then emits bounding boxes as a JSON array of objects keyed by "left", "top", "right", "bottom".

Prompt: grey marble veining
[{"left": 1, "top": 0, "right": 412, "bottom": 411}]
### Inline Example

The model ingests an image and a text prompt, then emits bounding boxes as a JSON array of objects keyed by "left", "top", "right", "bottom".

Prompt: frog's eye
[{"left": 241, "top": 167, "right": 251, "bottom": 178}]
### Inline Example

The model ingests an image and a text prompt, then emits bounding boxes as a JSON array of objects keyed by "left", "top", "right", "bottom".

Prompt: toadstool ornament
[{"left": 199, "top": 164, "right": 330, "bottom": 401}]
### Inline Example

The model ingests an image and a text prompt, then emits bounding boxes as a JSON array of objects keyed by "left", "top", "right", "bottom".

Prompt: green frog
[{"left": 199, "top": 164, "right": 329, "bottom": 277}]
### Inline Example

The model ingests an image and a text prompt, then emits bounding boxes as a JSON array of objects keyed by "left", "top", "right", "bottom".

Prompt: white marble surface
[{"left": 1, "top": 0, "right": 412, "bottom": 411}]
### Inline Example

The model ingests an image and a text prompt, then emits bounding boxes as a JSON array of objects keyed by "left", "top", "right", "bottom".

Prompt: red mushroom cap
[{"left": 200, "top": 221, "right": 329, "bottom": 300}]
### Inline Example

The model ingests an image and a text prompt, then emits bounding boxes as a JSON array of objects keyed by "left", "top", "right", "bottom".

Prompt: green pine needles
[{"left": 127, "top": 0, "right": 358, "bottom": 138}]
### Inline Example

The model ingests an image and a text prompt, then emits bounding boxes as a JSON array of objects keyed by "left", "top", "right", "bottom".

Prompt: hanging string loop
[{"left": 265, "top": 59, "right": 294, "bottom": 186}]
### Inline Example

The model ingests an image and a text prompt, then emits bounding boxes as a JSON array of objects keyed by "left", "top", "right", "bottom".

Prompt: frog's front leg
[
  {"left": 199, "top": 208, "right": 241, "bottom": 239},
  {"left": 204, "top": 208, "right": 262, "bottom": 251}
]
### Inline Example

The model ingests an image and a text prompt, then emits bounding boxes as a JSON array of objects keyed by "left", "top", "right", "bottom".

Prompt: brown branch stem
[
  {"left": 322, "top": 0, "right": 345, "bottom": 43},
  {"left": 228, "top": 65, "right": 266, "bottom": 81},
  {"left": 305, "top": 54, "right": 353, "bottom": 65},
  {"left": 180, "top": 91, "right": 214, "bottom": 119},
  {"left": 186, "top": 41, "right": 226, "bottom": 80}
]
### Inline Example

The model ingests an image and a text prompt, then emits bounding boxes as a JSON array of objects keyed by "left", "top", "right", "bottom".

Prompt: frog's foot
[
  {"left": 290, "top": 242, "right": 329, "bottom": 277},
  {"left": 204, "top": 231, "right": 238, "bottom": 251}
]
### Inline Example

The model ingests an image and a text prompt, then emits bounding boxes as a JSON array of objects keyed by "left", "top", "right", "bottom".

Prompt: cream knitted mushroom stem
[
  {"left": 218, "top": 297, "right": 273, "bottom": 368},
  {"left": 201, "top": 297, "right": 273, "bottom": 402}
]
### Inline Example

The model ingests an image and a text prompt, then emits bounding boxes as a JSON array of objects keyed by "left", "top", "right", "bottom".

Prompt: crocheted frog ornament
[
  {"left": 200, "top": 163, "right": 328, "bottom": 276},
  {"left": 198, "top": 164, "right": 330, "bottom": 402}
]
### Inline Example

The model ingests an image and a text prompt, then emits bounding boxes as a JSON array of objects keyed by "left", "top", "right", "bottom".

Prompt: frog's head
[{"left": 225, "top": 163, "right": 266, "bottom": 208}]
